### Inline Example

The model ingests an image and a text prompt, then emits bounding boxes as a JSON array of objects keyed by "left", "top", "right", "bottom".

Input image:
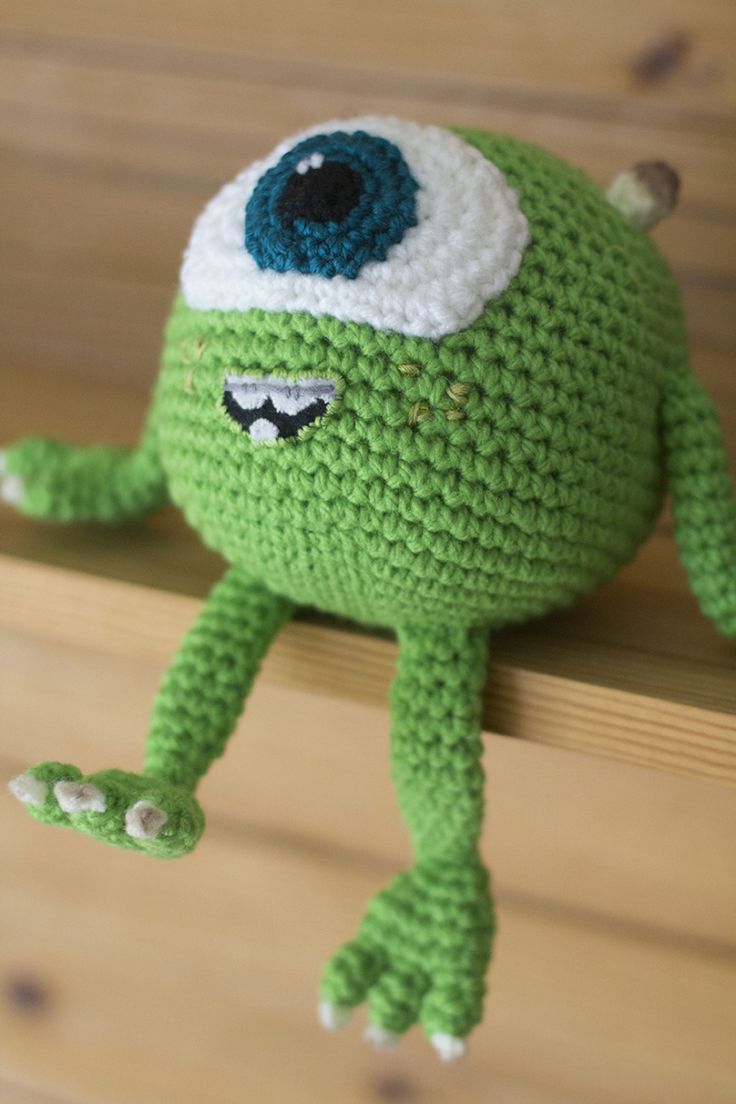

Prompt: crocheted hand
[
  {"left": 0, "top": 436, "right": 168, "bottom": 522},
  {"left": 9, "top": 763, "right": 204, "bottom": 858},
  {"left": 320, "top": 857, "right": 493, "bottom": 1060}
]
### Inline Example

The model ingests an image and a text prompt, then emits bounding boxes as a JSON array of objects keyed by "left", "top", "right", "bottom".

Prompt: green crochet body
[
  {"left": 154, "top": 131, "right": 681, "bottom": 629},
  {"left": 5, "top": 126, "right": 734, "bottom": 1059}
]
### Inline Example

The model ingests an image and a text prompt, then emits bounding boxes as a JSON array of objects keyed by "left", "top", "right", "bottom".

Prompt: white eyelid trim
[{"left": 180, "top": 115, "right": 530, "bottom": 339}]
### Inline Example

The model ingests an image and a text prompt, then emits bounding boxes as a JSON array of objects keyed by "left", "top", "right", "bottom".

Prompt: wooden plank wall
[{"left": 1, "top": 3, "right": 735, "bottom": 1103}]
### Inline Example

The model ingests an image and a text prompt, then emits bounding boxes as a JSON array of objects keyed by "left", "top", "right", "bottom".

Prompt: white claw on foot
[
  {"left": 54, "top": 780, "right": 107, "bottom": 814},
  {"left": 364, "top": 1024, "right": 400, "bottom": 1051},
  {"left": 8, "top": 773, "right": 48, "bottom": 807},
  {"left": 430, "top": 1033, "right": 467, "bottom": 1062},
  {"left": 318, "top": 1000, "right": 352, "bottom": 1032},
  {"left": 125, "top": 800, "right": 168, "bottom": 840}
]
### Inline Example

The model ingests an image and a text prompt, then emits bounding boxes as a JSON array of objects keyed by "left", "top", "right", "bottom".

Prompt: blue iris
[{"left": 245, "top": 131, "right": 419, "bottom": 280}]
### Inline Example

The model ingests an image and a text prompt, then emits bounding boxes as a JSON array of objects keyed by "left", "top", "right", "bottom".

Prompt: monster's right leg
[{"left": 9, "top": 568, "right": 294, "bottom": 858}]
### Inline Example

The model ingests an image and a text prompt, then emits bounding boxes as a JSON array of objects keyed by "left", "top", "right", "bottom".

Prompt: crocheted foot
[
  {"left": 319, "top": 858, "right": 493, "bottom": 1060},
  {"left": 8, "top": 762, "right": 204, "bottom": 858}
]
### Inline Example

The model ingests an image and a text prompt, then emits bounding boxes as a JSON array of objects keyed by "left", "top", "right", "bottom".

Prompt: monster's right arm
[
  {"left": 661, "top": 360, "right": 736, "bottom": 637},
  {"left": 0, "top": 417, "right": 168, "bottom": 524}
]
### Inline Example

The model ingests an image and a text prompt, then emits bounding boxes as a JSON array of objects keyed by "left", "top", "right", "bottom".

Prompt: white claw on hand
[
  {"left": 364, "top": 1024, "right": 400, "bottom": 1051},
  {"left": 317, "top": 1000, "right": 352, "bottom": 1032},
  {"left": 54, "top": 780, "right": 107, "bottom": 813},
  {"left": 0, "top": 452, "right": 24, "bottom": 506},
  {"left": 8, "top": 773, "right": 48, "bottom": 807},
  {"left": 430, "top": 1033, "right": 467, "bottom": 1062},
  {"left": 125, "top": 800, "right": 168, "bottom": 840}
]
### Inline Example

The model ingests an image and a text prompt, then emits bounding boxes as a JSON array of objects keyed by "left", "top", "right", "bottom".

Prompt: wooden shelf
[
  {"left": 1, "top": 365, "right": 734, "bottom": 787},
  {"left": 2, "top": 8, "right": 736, "bottom": 1103},
  {"left": 1, "top": 2, "right": 734, "bottom": 793},
  {"left": 2, "top": 359, "right": 734, "bottom": 788},
  {"left": 2, "top": 537, "right": 734, "bottom": 786}
]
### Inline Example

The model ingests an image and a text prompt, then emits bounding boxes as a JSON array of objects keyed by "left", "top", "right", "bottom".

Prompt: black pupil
[{"left": 277, "top": 160, "right": 364, "bottom": 226}]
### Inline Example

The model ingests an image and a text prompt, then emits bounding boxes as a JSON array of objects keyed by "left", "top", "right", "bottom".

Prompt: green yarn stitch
[
  {"left": 5, "top": 126, "right": 735, "bottom": 1055},
  {"left": 321, "top": 623, "right": 493, "bottom": 1039}
]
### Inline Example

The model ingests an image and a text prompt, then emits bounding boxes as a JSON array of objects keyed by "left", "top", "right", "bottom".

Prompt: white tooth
[
  {"left": 269, "top": 389, "right": 321, "bottom": 416},
  {"left": 9, "top": 773, "right": 48, "bottom": 806},
  {"left": 268, "top": 394, "right": 298, "bottom": 416},
  {"left": 54, "top": 780, "right": 106, "bottom": 813},
  {"left": 249, "top": 418, "right": 280, "bottom": 442},
  {"left": 125, "top": 800, "right": 168, "bottom": 840},
  {"left": 227, "top": 385, "right": 270, "bottom": 411}
]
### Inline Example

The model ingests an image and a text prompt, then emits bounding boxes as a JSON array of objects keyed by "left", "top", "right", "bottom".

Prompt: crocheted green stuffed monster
[{"left": 4, "top": 117, "right": 735, "bottom": 1060}]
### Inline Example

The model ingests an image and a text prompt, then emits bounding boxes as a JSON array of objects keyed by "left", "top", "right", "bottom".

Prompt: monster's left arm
[
  {"left": 0, "top": 418, "right": 168, "bottom": 524},
  {"left": 661, "top": 361, "right": 736, "bottom": 636}
]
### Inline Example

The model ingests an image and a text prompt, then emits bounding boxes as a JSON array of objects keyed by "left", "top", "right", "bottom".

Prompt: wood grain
[
  {"left": 1, "top": 551, "right": 733, "bottom": 786},
  {"left": 2, "top": 808, "right": 735, "bottom": 1104},
  {"left": 0, "top": 1084, "right": 69, "bottom": 1104},
  {"left": 2, "top": 40, "right": 736, "bottom": 403},
  {"left": 1, "top": 2, "right": 735, "bottom": 1100},
  {"left": 3, "top": 0, "right": 736, "bottom": 125},
  {"left": 2, "top": 630, "right": 735, "bottom": 948}
]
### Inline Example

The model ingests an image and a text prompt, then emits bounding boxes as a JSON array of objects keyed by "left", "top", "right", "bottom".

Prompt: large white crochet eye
[{"left": 181, "top": 116, "right": 530, "bottom": 340}]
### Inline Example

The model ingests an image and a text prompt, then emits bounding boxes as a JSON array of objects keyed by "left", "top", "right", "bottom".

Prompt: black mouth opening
[{"left": 223, "top": 392, "right": 329, "bottom": 441}]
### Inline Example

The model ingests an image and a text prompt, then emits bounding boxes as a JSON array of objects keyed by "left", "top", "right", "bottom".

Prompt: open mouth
[{"left": 223, "top": 374, "right": 337, "bottom": 442}]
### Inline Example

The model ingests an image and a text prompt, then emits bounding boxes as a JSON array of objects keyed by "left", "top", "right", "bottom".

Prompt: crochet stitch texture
[
  {"left": 4, "top": 118, "right": 735, "bottom": 1060},
  {"left": 162, "top": 127, "right": 680, "bottom": 629},
  {"left": 180, "top": 116, "right": 530, "bottom": 337},
  {"left": 245, "top": 130, "right": 419, "bottom": 278}
]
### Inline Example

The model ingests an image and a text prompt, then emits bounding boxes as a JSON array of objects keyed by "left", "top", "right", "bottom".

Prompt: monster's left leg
[
  {"left": 9, "top": 568, "right": 294, "bottom": 858},
  {"left": 320, "top": 621, "right": 493, "bottom": 1060}
]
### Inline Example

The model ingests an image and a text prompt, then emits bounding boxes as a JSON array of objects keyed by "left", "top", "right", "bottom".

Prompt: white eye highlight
[
  {"left": 180, "top": 115, "right": 530, "bottom": 339},
  {"left": 296, "top": 151, "right": 325, "bottom": 175}
]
